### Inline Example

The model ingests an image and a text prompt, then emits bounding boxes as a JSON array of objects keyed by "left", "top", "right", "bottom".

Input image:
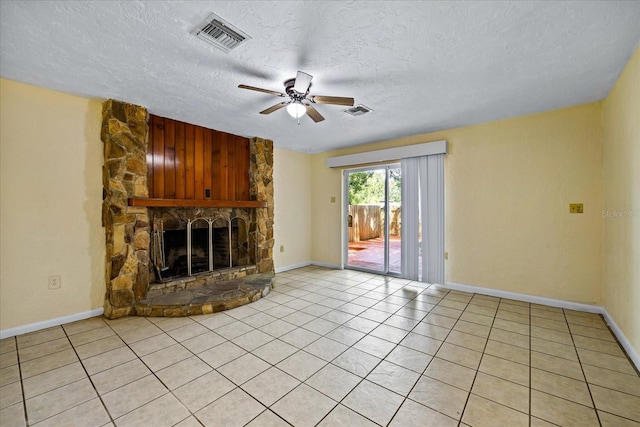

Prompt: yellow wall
[
  {"left": 602, "top": 46, "right": 640, "bottom": 353},
  {"left": 312, "top": 102, "right": 604, "bottom": 304},
  {"left": 0, "top": 79, "right": 105, "bottom": 330},
  {"left": 273, "top": 147, "right": 313, "bottom": 269},
  {"left": 310, "top": 153, "right": 344, "bottom": 266}
]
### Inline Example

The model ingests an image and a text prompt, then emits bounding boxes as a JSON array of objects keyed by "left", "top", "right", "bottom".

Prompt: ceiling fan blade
[
  {"left": 310, "top": 95, "right": 355, "bottom": 106},
  {"left": 260, "top": 102, "right": 288, "bottom": 115},
  {"left": 293, "top": 71, "right": 313, "bottom": 94},
  {"left": 305, "top": 104, "right": 325, "bottom": 123},
  {"left": 238, "top": 84, "right": 286, "bottom": 97}
]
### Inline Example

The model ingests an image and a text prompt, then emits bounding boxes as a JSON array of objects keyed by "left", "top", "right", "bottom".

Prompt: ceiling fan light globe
[{"left": 286, "top": 102, "right": 306, "bottom": 118}]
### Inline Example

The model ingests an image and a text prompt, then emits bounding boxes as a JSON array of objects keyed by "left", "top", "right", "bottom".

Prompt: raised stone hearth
[
  {"left": 101, "top": 99, "right": 274, "bottom": 319},
  {"left": 135, "top": 272, "right": 274, "bottom": 317}
]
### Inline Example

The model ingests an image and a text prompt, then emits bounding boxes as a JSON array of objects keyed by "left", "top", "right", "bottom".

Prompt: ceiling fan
[{"left": 238, "top": 71, "right": 355, "bottom": 123}]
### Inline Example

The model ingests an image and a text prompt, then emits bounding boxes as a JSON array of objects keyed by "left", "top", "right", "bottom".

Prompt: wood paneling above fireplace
[{"left": 146, "top": 114, "right": 251, "bottom": 202}]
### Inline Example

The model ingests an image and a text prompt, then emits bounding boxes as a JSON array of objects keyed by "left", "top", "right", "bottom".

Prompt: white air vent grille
[
  {"left": 191, "top": 13, "right": 250, "bottom": 53},
  {"left": 344, "top": 104, "right": 373, "bottom": 117}
]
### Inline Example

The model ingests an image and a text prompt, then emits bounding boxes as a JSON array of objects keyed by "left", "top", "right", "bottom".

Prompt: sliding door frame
[{"left": 343, "top": 164, "right": 400, "bottom": 275}]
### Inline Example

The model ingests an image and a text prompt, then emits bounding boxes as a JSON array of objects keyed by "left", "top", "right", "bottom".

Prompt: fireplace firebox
[{"left": 151, "top": 210, "right": 254, "bottom": 283}]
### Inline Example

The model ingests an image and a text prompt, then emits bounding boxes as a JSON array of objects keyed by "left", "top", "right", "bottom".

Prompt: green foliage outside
[{"left": 348, "top": 169, "right": 401, "bottom": 205}]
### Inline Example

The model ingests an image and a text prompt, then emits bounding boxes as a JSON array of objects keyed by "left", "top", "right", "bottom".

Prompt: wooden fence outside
[{"left": 349, "top": 204, "right": 401, "bottom": 242}]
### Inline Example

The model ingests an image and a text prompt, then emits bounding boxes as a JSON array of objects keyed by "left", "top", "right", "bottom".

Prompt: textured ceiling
[{"left": 1, "top": 1, "right": 639, "bottom": 153}]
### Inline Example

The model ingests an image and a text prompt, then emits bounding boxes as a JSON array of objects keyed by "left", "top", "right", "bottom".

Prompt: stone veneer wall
[
  {"left": 250, "top": 137, "right": 275, "bottom": 274},
  {"left": 101, "top": 100, "right": 150, "bottom": 319},
  {"left": 101, "top": 100, "right": 274, "bottom": 319}
]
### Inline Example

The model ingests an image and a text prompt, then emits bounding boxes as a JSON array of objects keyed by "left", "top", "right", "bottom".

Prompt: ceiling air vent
[
  {"left": 344, "top": 104, "right": 373, "bottom": 117},
  {"left": 191, "top": 13, "right": 250, "bottom": 53}
]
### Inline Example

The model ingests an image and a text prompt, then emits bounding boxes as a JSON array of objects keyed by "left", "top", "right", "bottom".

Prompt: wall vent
[
  {"left": 191, "top": 13, "right": 250, "bottom": 53},
  {"left": 344, "top": 104, "right": 373, "bottom": 117}
]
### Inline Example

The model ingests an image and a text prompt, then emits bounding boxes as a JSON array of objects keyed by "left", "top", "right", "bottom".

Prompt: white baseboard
[
  {"left": 275, "top": 260, "right": 342, "bottom": 272},
  {"left": 0, "top": 308, "right": 104, "bottom": 339},
  {"left": 311, "top": 261, "right": 343, "bottom": 270},
  {"left": 601, "top": 308, "right": 640, "bottom": 371},
  {"left": 275, "top": 261, "right": 313, "bottom": 273},
  {"left": 444, "top": 281, "right": 602, "bottom": 313},
  {"left": 444, "top": 280, "right": 639, "bottom": 371}
]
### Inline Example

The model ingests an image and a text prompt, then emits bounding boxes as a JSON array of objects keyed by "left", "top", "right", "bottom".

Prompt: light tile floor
[{"left": 1, "top": 266, "right": 639, "bottom": 426}]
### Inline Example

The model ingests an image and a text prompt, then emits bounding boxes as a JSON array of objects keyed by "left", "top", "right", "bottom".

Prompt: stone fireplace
[{"left": 101, "top": 100, "right": 274, "bottom": 319}]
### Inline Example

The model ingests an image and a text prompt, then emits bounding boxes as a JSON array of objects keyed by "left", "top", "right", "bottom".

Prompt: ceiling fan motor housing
[{"left": 284, "top": 78, "right": 310, "bottom": 99}]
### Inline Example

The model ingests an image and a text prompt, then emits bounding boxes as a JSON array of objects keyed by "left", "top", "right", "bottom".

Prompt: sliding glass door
[{"left": 345, "top": 165, "right": 401, "bottom": 274}]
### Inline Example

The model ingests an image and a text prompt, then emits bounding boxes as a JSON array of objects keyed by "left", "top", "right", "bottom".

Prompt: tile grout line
[
  {"left": 342, "top": 285, "right": 495, "bottom": 425},
  {"left": 564, "top": 308, "right": 603, "bottom": 427},
  {"left": 93, "top": 318, "right": 200, "bottom": 426},
  {"left": 362, "top": 280, "right": 451, "bottom": 424},
  {"left": 186, "top": 275, "right": 364, "bottom": 425},
  {"left": 272, "top": 275, "right": 389, "bottom": 426},
  {"left": 529, "top": 299, "right": 532, "bottom": 427},
  {"left": 454, "top": 292, "right": 499, "bottom": 427},
  {"left": 275, "top": 276, "right": 401, "bottom": 425},
  {"left": 327, "top": 281, "right": 437, "bottom": 427},
  {"left": 381, "top": 286, "right": 502, "bottom": 425},
  {"left": 148, "top": 319, "right": 250, "bottom": 426},
  {"left": 394, "top": 286, "right": 461, "bottom": 427},
  {"left": 60, "top": 323, "right": 118, "bottom": 427},
  {"left": 318, "top": 277, "right": 434, "bottom": 427},
  {"left": 243, "top": 408, "right": 292, "bottom": 427},
  {"left": 14, "top": 336, "right": 30, "bottom": 427},
  {"left": 17, "top": 330, "right": 99, "bottom": 426}
]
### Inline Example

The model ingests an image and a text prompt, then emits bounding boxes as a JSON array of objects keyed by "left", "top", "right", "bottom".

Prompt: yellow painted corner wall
[
  {"left": 312, "top": 102, "right": 603, "bottom": 304},
  {"left": 273, "top": 147, "right": 312, "bottom": 270},
  {"left": 310, "top": 153, "right": 343, "bottom": 266},
  {"left": 602, "top": 45, "right": 640, "bottom": 353},
  {"left": 0, "top": 79, "right": 105, "bottom": 330}
]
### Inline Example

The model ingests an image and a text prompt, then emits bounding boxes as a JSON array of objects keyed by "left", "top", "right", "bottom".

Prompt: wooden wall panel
[
  {"left": 152, "top": 115, "right": 165, "bottom": 198},
  {"left": 175, "top": 121, "right": 185, "bottom": 199},
  {"left": 147, "top": 131, "right": 154, "bottom": 196},
  {"left": 194, "top": 126, "right": 204, "bottom": 200},
  {"left": 227, "top": 135, "right": 237, "bottom": 201},
  {"left": 185, "top": 125, "right": 195, "bottom": 199},
  {"left": 210, "top": 132, "right": 222, "bottom": 200},
  {"left": 218, "top": 132, "right": 230, "bottom": 200},
  {"left": 146, "top": 115, "right": 250, "bottom": 201},
  {"left": 203, "top": 129, "right": 213, "bottom": 199},
  {"left": 235, "top": 135, "right": 250, "bottom": 201},
  {"left": 164, "top": 119, "right": 176, "bottom": 198}
]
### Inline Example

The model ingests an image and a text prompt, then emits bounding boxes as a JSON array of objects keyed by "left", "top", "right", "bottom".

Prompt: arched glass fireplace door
[{"left": 152, "top": 215, "right": 252, "bottom": 282}]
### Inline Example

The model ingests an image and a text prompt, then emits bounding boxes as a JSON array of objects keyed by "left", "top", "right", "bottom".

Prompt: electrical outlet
[
  {"left": 444, "top": 252, "right": 449, "bottom": 261},
  {"left": 280, "top": 245, "right": 285, "bottom": 253},
  {"left": 330, "top": 196, "right": 336, "bottom": 203},
  {"left": 48, "top": 275, "right": 61, "bottom": 290},
  {"left": 569, "top": 203, "right": 584, "bottom": 214}
]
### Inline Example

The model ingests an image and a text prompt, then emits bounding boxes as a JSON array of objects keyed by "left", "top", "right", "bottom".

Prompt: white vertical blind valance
[
  {"left": 401, "top": 153, "right": 445, "bottom": 284},
  {"left": 327, "top": 140, "right": 447, "bottom": 168}
]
